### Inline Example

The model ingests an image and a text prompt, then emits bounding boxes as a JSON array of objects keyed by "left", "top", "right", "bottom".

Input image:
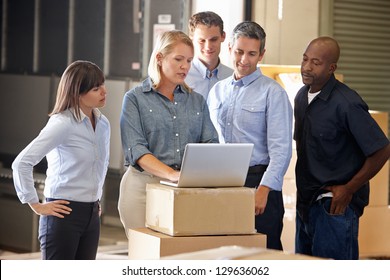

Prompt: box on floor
[
  {"left": 161, "top": 245, "right": 326, "bottom": 260},
  {"left": 359, "top": 205, "right": 390, "bottom": 258},
  {"left": 128, "top": 227, "right": 266, "bottom": 260}
]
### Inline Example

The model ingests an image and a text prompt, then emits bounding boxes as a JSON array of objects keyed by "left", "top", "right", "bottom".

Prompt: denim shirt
[
  {"left": 185, "top": 57, "right": 233, "bottom": 100},
  {"left": 120, "top": 77, "right": 219, "bottom": 171},
  {"left": 208, "top": 69, "right": 293, "bottom": 191}
]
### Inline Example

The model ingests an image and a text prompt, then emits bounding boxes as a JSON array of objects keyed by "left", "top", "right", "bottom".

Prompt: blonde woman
[
  {"left": 12, "top": 61, "right": 110, "bottom": 259},
  {"left": 118, "top": 30, "right": 218, "bottom": 236}
]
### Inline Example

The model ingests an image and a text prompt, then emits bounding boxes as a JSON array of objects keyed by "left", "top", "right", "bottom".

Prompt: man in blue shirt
[
  {"left": 186, "top": 11, "right": 233, "bottom": 100},
  {"left": 208, "top": 21, "right": 293, "bottom": 250},
  {"left": 294, "top": 36, "right": 390, "bottom": 259}
]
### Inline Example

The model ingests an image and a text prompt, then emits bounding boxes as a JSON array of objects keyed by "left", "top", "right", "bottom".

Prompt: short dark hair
[{"left": 188, "top": 11, "right": 224, "bottom": 36}]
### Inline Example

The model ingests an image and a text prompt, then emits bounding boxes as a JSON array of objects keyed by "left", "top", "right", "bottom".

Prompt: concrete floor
[{"left": 0, "top": 224, "right": 128, "bottom": 260}]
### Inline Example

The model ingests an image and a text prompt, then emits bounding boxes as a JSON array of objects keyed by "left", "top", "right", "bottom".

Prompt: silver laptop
[{"left": 160, "top": 143, "right": 254, "bottom": 188}]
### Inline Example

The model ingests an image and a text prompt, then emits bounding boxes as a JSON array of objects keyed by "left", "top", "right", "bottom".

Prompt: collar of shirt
[
  {"left": 192, "top": 57, "right": 220, "bottom": 79},
  {"left": 231, "top": 68, "right": 262, "bottom": 87},
  {"left": 142, "top": 77, "right": 187, "bottom": 95},
  {"left": 173, "top": 85, "right": 186, "bottom": 94},
  {"left": 69, "top": 108, "right": 102, "bottom": 123},
  {"left": 316, "top": 74, "right": 337, "bottom": 101},
  {"left": 232, "top": 78, "right": 244, "bottom": 87}
]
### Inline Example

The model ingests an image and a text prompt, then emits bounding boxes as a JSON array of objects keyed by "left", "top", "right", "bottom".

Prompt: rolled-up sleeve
[{"left": 120, "top": 90, "right": 151, "bottom": 168}]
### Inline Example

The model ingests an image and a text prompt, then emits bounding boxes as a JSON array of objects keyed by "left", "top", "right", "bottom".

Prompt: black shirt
[{"left": 294, "top": 74, "right": 389, "bottom": 220}]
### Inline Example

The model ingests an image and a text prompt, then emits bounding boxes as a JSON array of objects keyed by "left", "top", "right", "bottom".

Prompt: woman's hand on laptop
[{"left": 167, "top": 170, "right": 180, "bottom": 183}]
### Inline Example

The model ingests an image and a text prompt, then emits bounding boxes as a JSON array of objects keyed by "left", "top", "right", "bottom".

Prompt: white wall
[
  {"left": 191, "top": 0, "right": 320, "bottom": 67},
  {"left": 253, "top": 0, "right": 320, "bottom": 65}
]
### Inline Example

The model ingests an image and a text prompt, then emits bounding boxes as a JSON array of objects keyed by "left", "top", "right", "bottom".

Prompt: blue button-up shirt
[
  {"left": 120, "top": 77, "right": 219, "bottom": 170},
  {"left": 12, "top": 108, "right": 110, "bottom": 204},
  {"left": 186, "top": 57, "right": 233, "bottom": 100},
  {"left": 208, "top": 68, "right": 293, "bottom": 191}
]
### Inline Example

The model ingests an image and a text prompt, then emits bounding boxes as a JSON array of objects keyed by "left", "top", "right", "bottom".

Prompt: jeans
[{"left": 295, "top": 198, "right": 359, "bottom": 260}]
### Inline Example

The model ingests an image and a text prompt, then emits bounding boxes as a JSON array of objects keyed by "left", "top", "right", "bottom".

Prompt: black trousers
[
  {"left": 39, "top": 199, "right": 100, "bottom": 260},
  {"left": 245, "top": 165, "right": 285, "bottom": 250}
]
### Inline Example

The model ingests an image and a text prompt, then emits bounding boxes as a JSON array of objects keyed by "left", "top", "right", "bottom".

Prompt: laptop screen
[{"left": 160, "top": 143, "right": 254, "bottom": 187}]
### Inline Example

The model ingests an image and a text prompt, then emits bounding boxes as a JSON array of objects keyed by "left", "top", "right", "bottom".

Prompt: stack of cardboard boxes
[
  {"left": 358, "top": 112, "right": 390, "bottom": 258},
  {"left": 128, "top": 184, "right": 267, "bottom": 259}
]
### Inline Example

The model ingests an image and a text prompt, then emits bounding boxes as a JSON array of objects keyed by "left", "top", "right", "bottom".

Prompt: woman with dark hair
[{"left": 12, "top": 60, "right": 110, "bottom": 260}]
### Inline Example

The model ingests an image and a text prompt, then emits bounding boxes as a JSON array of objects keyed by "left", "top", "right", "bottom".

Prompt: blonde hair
[
  {"left": 148, "top": 30, "right": 193, "bottom": 92},
  {"left": 50, "top": 60, "right": 104, "bottom": 120}
]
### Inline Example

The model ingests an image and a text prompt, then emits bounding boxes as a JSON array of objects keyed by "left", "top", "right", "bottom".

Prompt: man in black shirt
[{"left": 294, "top": 36, "right": 390, "bottom": 260}]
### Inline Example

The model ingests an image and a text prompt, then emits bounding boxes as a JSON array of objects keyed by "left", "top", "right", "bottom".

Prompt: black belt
[
  {"left": 46, "top": 198, "right": 99, "bottom": 206},
  {"left": 248, "top": 164, "right": 268, "bottom": 174}
]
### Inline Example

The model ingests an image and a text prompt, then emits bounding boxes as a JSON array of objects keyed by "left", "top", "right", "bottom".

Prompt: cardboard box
[
  {"left": 368, "top": 111, "right": 389, "bottom": 207},
  {"left": 369, "top": 160, "right": 389, "bottom": 206},
  {"left": 145, "top": 184, "right": 256, "bottom": 236},
  {"left": 128, "top": 228, "right": 266, "bottom": 260},
  {"left": 371, "top": 110, "right": 388, "bottom": 135},
  {"left": 359, "top": 206, "right": 390, "bottom": 258},
  {"left": 161, "top": 245, "right": 325, "bottom": 260}
]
